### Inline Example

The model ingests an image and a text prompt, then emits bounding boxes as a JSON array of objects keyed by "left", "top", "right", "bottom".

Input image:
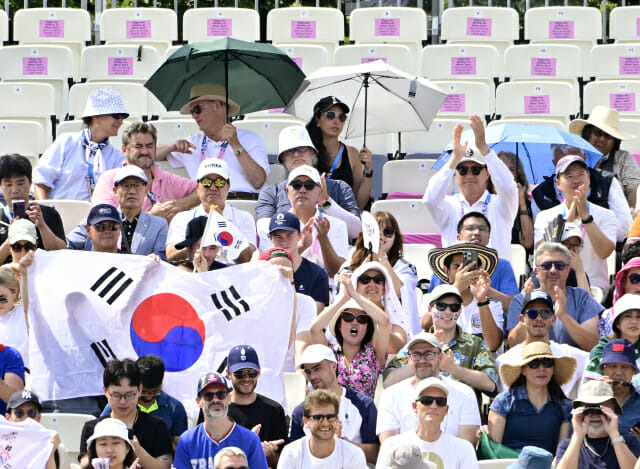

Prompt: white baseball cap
[
  {"left": 277, "top": 125, "right": 317, "bottom": 163},
  {"left": 8, "top": 219, "right": 37, "bottom": 245},
  {"left": 197, "top": 159, "right": 230, "bottom": 181},
  {"left": 414, "top": 377, "right": 449, "bottom": 400},
  {"left": 287, "top": 165, "right": 321, "bottom": 186},
  {"left": 297, "top": 344, "right": 336, "bottom": 368},
  {"left": 561, "top": 222, "right": 583, "bottom": 242},
  {"left": 113, "top": 165, "right": 148, "bottom": 186}
]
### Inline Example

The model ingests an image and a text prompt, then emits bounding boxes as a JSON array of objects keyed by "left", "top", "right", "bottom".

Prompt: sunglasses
[
  {"left": 200, "top": 177, "right": 227, "bottom": 189},
  {"left": 432, "top": 301, "right": 462, "bottom": 313},
  {"left": 12, "top": 408, "right": 38, "bottom": 419},
  {"left": 0, "top": 296, "right": 9, "bottom": 304},
  {"left": 189, "top": 100, "right": 216, "bottom": 115},
  {"left": 416, "top": 395, "right": 447, "bottom": 406},
  {"left": 233, "top": 369, "right": 259, "bottom": 379},
  {"left": 340, "top": 312, "right": 369, "bottom": 324},
  {"left": 308, "top": 413, "right": 338, "bottom": 422},
  {"left": 523, "top": 308, "right": 555, "bottom": 320},
  {"left": 11, "top": 242, "right": 35, "bottom": 252},
  {"left": 111, "top": 113, "right": 128, "bottom": 120},
  {"left": 382, "top": 227, "right": 395, "bottom": 238},
  {"left": 527, "top": 357, "right": 554, "bottom": 369},
  {"left": 282, "top": 146, "right": 313, "bottom": 159},
  {"left": 457, "top": 166, "right": 484, "bottom": 176},
  {"left": 93, "top": 222, "right": 120, "bottom": 232},
  {"left": 201, "top": 390, "right": 229, "bottom": 402},
  {"left": 628, "top": 273, "right": 640, "bottom": 285},
  {"left": 537, "top": 261, "right": 568, "bottom": 271},
  {"left": 357, "top": 274, "right": 385, "bottom": 285},
  {"left": 324, "top": 111, "right": 347, "bottom": 122},
  {"left": 289, "top": 180, "right": 317, "bottom": 191}
]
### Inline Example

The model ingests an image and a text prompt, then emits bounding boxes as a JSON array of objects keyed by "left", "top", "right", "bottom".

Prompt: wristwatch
[
  {"left": 581, "top": 214, "right": 594, "bottom": 224},
  {"left": 234, "top": 146, "right": 244, "bottom": 157},
  {"left": 363, "top": 167, "right": 373, "bottom": 178}
]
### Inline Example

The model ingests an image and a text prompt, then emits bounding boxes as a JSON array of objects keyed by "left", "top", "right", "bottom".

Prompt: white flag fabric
[
  {"left": 27, "top": 250, "right": 295, "bottom": 416},
  {"left": 0, "top": 416, "right": 54, "bottom": 469}
]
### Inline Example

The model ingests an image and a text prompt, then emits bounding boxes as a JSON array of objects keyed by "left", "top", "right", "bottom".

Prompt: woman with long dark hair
[
  {"left": 306, "top": 96, "right": 373, "bottom": 210},
  {"left": 497, "top": 151, "right": 534, "bottom": 251}
]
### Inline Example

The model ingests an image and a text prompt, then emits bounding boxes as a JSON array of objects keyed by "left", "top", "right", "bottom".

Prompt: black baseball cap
[
  {"left": 313, "top": 96, "right": 350, "bottom": 116},
  {"left": 7, "top": 390, "right": 42, "bottom": 411},
  {"left": 175, "top": 216, "right": 207, "bottom": 250}
]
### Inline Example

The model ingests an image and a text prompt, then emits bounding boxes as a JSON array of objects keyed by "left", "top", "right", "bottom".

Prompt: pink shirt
[{"left": 91, "top": 164, "right": 197, "bottom": 211}]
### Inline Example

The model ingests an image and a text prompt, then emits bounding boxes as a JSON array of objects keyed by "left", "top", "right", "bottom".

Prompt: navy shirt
[
  {"left": 556, "top": 434, "right": 640, "bottom": 469},
  {"left": 490, "top": 384, "right": 572, "bottom": 453},
  {"left": 294, "top": 258, "right": 329, "bottom": 306},
  {"left": 620, "top": 391, "right": 640, "bottom": 435}
]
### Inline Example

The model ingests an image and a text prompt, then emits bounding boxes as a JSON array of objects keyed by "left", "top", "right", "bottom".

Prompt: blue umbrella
[{"left": 432, "top": 123, "right": 603, "bottom": 184}]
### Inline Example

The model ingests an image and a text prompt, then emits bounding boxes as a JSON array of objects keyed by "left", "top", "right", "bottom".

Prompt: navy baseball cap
[
  {"left": 522, "top": 290, "right": 553, "bottom": 313},
  {"left": 197, "top": 372, "right": 231, "bottom": 394},
  {"left": 269, "top": 211, "right": 300, "bottom": 234},
  {"left": 227, "top": 345, "right": 261, "bottom": 372},
  {"left": 87, "top": 204, "right": 121, "bottom": 226},
  {"left": 599, "top": 338, "right": 639, "bottom": 372}
]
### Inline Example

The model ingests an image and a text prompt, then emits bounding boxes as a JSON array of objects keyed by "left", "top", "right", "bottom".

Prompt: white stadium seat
[
  {"left": 283, "top": 372, "right": 306, "bottom": 417},
  {"left": 421, "top": 44, "right": 500, "bottom": 89},
  {"left": 0, "top": 120, "right": 46, "bottom": 157},
  {"left": 227, "top": 200, "right": 257, "bottom": 219},
  {"left": 590, "top": 44, "right": 640, "bottom": 81},
  {"left": 37, "top": 200, "right": 92, "bottom": 235},
  {"left": 583, "top": 80, "right": 640, "bottom": 116},
  {"left": 381, "top": 159, "right": 438, "bottom": 195},
  {"left": 504, "top": 44, "right": 581, "bottom": 85},
  {"left": 81, "top": 45, "right": 161, "bottom": 83},
  {"left": 275, "top": 44, "right": 329, "bottom": 76},
  {"left": 0, "top": 10, "right": 8, "bottom": 44},
  {"left": 334, "top": 44, "right": 415, "bottom": 75},
  {"left": 150, "top": 119, "right": 200, "bottom": 146},
  {"left": 13, "top": 8, "right": 91, "bottom": 81},
  {"left": 401, "top": 118, "right": 469, "bottom": 156},
  {"left": 234, "top": 118, "right": 307, "bottom": 157},
  {"left": 432, "top": 80, "right": 494, "bottom": 118},
  {"left": 183, "top": 7, "right": 260, "bottom": 43},
  {"left": 0, "top": 82, "right": 56, "bottom": 143},
  {"left": 40, "top": 413, "right": 95, "bottom": 464},
  {"left": 610, "top": 6, "right": 640, "bottom": 43},
  {"left": 371, "top": 199, "right": 439, "bottom": 233},
  {"left": 619, "top": 118, "right": 640, "bottom": 154},
  {"left": 401, "top": 243, "right": 436, "bottom": 283}
]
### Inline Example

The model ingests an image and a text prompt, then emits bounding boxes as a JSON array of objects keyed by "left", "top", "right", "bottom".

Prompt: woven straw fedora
[{"left": 499, "top": 342, "right": 577, "bottom": 388}]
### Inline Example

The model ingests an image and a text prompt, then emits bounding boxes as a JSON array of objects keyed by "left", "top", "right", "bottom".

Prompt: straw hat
[
  {"left": 427, "top": 242, "right": 498, "bottom": 283},
  {"left": 499, "top": 342, "right": 577, "bottom": 388},
  {"left": 569, "top": 105, "right": 635, "bottom": 141},
  {"left": 328, "top": 299, "right": 367, "bottom": 337},
  {"left": 179, "top": 83, "right": 240, "bottom": 116}
]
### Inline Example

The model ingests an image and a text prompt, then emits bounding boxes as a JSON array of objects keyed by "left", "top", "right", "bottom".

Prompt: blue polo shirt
[
  {"left": 101, "top": 391, "right": 188, "bottom": 438},
  {"left": 428, "top": 257, "right": 519, "bottom": 296},
  {"left": 490, "top": 384, "right": 572, "bottom": 453}
]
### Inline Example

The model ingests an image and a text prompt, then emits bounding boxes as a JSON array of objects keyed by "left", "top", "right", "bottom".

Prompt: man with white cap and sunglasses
[
  {"left": 156, "top": 83, "right": 269, "bottom": 198},
  {"left": 376, "top": 377, "right": 479, "bottom": 469},
  {"left": 166, "top": 158, "right": 256, "bottom": 263},
  {"left": 34, "top": 88, "right": 129, "bottom": 201},
  {"left": 256, "top": 125, "right": 361, "bottom": 239}
]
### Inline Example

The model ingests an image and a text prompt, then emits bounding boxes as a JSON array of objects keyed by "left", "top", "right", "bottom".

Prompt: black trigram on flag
[
  {"left": 210, "top": 286, "right": 250, "bottom": 321},
  {"left": 90, "top": 267, "right": 133, "bottom": 305},
  {"left": 217, "top": 221, "right": 227, "bottom": 228},
  {"left": 91, "top": 339, "right": 118, "bottom": 367}
]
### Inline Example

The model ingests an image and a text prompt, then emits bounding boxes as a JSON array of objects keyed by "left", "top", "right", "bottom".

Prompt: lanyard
[
  {"left": 3, "top": 206, "right": 12, "bottom": 223},
  {"left": 86, "top": 159, "right": 95, "bottom": 196},
  {"left": 199, "top": 135, "right": 228, "bottom": 162},
  {"left": 326, "top": 144, "right": 344, "bottom": 179},
  {"left": 457, "top": 193, "right": 491, "bottom": 220},
  {"left": 147, "top": 190, "right": 157, "bottom": 206}
]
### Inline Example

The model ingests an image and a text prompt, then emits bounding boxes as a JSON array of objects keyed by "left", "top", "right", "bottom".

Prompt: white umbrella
[{"left": 284, "top": 60, "right": 449, "bottom": 146}]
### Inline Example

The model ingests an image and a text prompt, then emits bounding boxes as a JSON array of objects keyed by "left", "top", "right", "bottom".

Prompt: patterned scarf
[{"left": 81, "top": 128, "right": 108, "bottom": 161}]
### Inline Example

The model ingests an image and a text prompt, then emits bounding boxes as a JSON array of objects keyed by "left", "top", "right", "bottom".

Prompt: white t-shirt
[
  {"left": 277, "top": 436, "right": 366, "bottom": 469},
  {"left": 0, "top": 303, "right": 28, "bottom": 367},
  {"left": 534, "top": 202, "right": 617, "bottom": 289},
  {"left": 497, "top": 340, "right": 588, "bottom": 399},
  {"left": 376, "top": 376, "right": 480, "bottom": 437},
  {"left": 458, "top": 298, "right": 503, "bottom": 337},
  {"left": 167, "top": 204, "right": 257, "bottom": 257},
  {"left": 168, "top": 129, "right": 269, "bottom": 193},
  {"left": 376, "top": 431, "right": 479, "bottom": 469},
  {"left": 283, "top": 293, "right": 315, "bottom": 373}
]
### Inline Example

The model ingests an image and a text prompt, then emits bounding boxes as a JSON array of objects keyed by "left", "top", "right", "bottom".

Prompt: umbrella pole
[
  {"left": 363, "top": 73, "right": 369, "bottom": 148},
  {"left": 217, "top": 50, "right": 230, "bottom": 159}
]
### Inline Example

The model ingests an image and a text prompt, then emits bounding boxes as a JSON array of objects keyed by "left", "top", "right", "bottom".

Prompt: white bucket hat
[
  {"left": 86, "top": 418, "right": 135, "bottom": 452},
  {"left": 277, "top": 125, "right": 317, "bottom": 163},
  {"left": 81, "top": 89, "right": 130, "bottom": 119},
  {"left": 569, "top": 105, "right": 635, "bottom": 141}
]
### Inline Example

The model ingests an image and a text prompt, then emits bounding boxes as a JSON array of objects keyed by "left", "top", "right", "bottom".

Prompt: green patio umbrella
[{"left": 144, "top": 37, "right": 306, "bottom": 117}]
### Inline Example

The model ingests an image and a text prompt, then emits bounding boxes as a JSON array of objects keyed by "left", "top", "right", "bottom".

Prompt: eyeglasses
[
  {"left": 537, "top": 261, "right": 568, "bottom": 271},
  {"left": 199, "top": 177, "right": 228, "bottom": 189},
  {"left": 308, "top": 413, "right": 338, "bottom": 422},
  {"left": 111, "top": 114, "right": 128, "bottom": 120},
  {"left": 340, "top": 312, "right": 369, "bottom": 324},
  {"left": 523, "top": 309, "right": 554, "bottom": 320},
  {"left": 527, "top": 358, "right": 554, "bottom": 369},
  {"left": 140, "top": 390, "right": 162, "bottom": 399},
  {"left": 408, "top": 350, "right": 438, "bottom": 361},
  {"left": 11, "top": 242, "right": 35, "bottom": 252},
  {"left": 289, "top": 180, "right": 317, "bottom": 191},
  {"left": 12, "top": 408, "right": 38, "bottom": 419},
  {"left": 93, "top": 222, "right": 120, "bottom": 232},
  {"left": 416, "top": 396, "right": 447, "bottom": 407},
  {"left": 324, "top": 111, "right": 347, "bottom": 122},
  {"left": 432, "top": 301, "right": 462, "bottom": 313},
  {"left": 628, "top": 273, "right": 640, "bottom": 285},
  {"left": 233, "top": 369, "right": 259, "bottom": 379},
  {"left": 462, "top": 224, "right": 490, "bottom": 233},
  {"left": 108, "top": 391, "right": 138, "bottom": 401},
  {"left": 382, "top": 227, "right": 395, "bottom": 238},
  {"left": 357, "top": 274, "right": 385, "bottom": 285},
  {"left": 201, "top": 390, "right": 229, "bottom": 401},
  {"left": 190, "top": 101, "right": 216, "bottom": 115},
  {"left": 457, "top": 166, "right": 484, "bottom": 176},
  {"left": 282, "top": 146, "right": 313, "bottom": 159},
  {"left": 118, "top": 182, "right": 146, "bottom": 191}
]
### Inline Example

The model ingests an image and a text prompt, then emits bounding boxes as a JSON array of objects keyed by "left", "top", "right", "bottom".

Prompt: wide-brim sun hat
[
  {"left": 81, "top": 89, "right": 129, "bottom": 119},
  {"left": 329, "top": 299, "right": 368, "bottom": 337},
  {"left": 499, "top": 341, "right": 577, "bottom": 388},
  {"left": 569, "top": 105, "right": 635, "bottom": 141},
  {"left": 86, "top": 418, "right": 134, "bottom": 452},
  {"left": 428, "top": 242, "right": 499, "bottom": 283},
  {"left": 179, "top": 83, "right": 240, "bottom": 116}
]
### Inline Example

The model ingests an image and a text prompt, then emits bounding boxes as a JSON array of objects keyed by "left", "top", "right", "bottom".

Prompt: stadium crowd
[{"left": 4, "top": 85, "right": 640, "bottom": 469}]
